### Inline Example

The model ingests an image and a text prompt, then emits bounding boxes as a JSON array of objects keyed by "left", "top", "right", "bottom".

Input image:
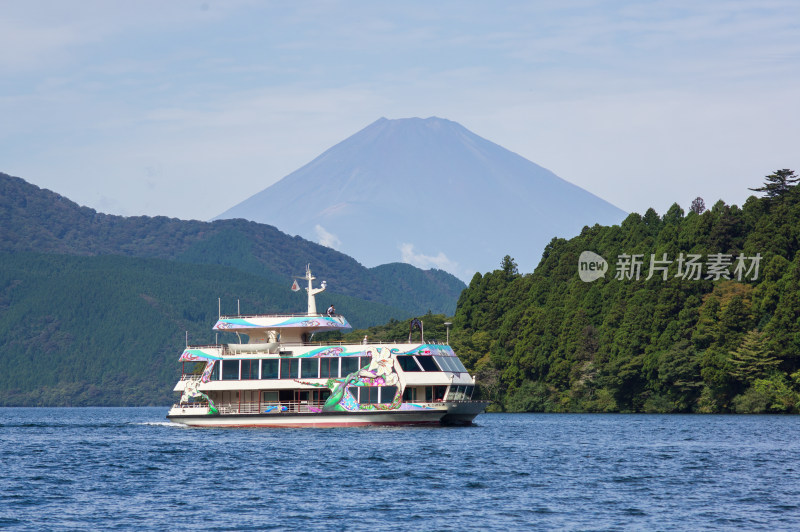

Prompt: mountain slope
[
  {"left": 0, "top": 172, "right": 464, "bottom": 315},
  {"left": 215, "top": 117, "right": 627, "bottom": 280},
  {"left": 0, "top": 252, "right": 406, "bottom": 406}
]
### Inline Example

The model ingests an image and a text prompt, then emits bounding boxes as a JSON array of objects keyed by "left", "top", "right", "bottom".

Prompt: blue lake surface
[{"left": 2, "top": 408, "right": 800, "bottom": 530}]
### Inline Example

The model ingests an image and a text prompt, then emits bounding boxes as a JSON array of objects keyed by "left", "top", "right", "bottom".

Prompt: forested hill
[
  {"left": 0, "top": 252, "right": 406, "bottom": 406},
  {"left": 0, "top": 172, "right": 464, "bottom": 316},
  {"left": 451, "top": 170, "right": 800, "bottom": 413}
]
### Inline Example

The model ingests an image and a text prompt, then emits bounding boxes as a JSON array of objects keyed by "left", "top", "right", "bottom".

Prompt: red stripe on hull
[{"left": 200, "top": 420, "right": 442, "bottom": 428}]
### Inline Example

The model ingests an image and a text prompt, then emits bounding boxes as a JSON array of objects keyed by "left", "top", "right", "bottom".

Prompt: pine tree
[
  {"left": 501, "top": 255, "right": 519, "bottom": 277},
  {"left": 729, "top": 330, "right": 779, "bottom": 384},
  {"left": 690, "top": 197, "right": 706, "bottom": 214},
  {"left": 748, "top": 169, "right": 799, "bottom": 199}
]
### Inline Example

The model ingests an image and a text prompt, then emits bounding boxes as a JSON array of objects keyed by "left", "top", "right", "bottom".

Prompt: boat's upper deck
[
  {"left": 214, "top": 313, "right": 350, "bottom": 343},
  {"left": 180, "top": 341, "right": 457, "bottom": 360}
]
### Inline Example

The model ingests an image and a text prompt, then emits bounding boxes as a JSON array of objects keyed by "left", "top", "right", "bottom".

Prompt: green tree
[
  {"left": 733, "top": 374, "right": 798, "bottom": 413},
  {"left": 748, "top": 169, "right": 799, "bottom": 199},
  {"left": 501, "top": 255, "right": 519, "bottom": 277},
  {"left": 729, "top": 330, "right": 779, "bottom": 384}
]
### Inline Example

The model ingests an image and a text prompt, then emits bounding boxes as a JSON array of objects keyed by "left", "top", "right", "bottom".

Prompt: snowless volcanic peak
[{"left": 215, "top": 117, "right": 626, "bottom": 280}]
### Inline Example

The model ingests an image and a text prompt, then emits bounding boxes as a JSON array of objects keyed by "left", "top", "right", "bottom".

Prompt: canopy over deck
[{"left": 213, "top": 314, "right": 351, "bottom": 333}]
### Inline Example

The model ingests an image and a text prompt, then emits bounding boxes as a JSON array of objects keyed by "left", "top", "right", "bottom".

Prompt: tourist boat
[{"left": 166, "top": 265, "right": 489, "bottom": 427}]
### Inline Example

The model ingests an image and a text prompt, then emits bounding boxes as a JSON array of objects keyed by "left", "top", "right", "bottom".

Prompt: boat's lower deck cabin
[{"left": 186, "top": 384, "right": 477, "bottom": 415}]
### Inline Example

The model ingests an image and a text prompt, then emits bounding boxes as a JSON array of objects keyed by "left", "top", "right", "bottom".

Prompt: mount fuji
[{"left": 214, "top": 117, "right": 627, "bottom": 280}]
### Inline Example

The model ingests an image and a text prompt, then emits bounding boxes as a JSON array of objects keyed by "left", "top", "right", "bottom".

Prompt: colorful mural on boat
[
  {"left": 393, "top": 344, "right": 456, "bottom": 357},
  {"left": 180, "top": 377, "right": 218, "bottom": 415},
  {"left": 302, "top": 346, "right": 345, "bottom": 358},
  {"left": 179, "top": 348, "right": 222, "bottom": 361},
  {"left": 178, "top": 343, "right": 455, "bottom": 361},
  {"left": 297, "top": 346, "right": 434, "bottom": 413},
  {"left": 200, "top": 360, "right": 216, "bottom": 383},
  {"left": 176, "top": 350, "right": 219, "bottom": 384}
]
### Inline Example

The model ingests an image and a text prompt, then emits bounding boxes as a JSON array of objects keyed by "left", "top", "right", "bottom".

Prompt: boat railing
[
  {"left": 185, "top": 344, "right": 223, "bottom": 350},
  {"left": 171, "top": 402, "right": 210, "bottom": 409},
  {"left": 285, "top": 339, "right": 451, "bottom": 347},
  {"left": 172, "top": 399, "right": 487, "bottom": 413},
  {"left": 219, "top": 313, "right": 341, "bottom": 320},
  {"left": 215, "top": 401, "right": 326, "bottom": 415}
]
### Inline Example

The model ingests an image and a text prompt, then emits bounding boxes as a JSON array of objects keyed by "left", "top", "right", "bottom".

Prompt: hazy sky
[{"left": 2, "top": 1, "right": 799, "bottom": 224}]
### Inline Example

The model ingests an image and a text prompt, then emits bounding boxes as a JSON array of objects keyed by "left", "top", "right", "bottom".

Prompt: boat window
[
  {"left": 397, "top": 355, "right": 422, "bottom": 371},
  {"left": 320, "top": 358, "right": 338, "bottom": 378},
  {"left": 301, "top": 358, "right": 319, "bottom": 379},
  {"left": 359, "top": 387, "right": 379, "bottom": 404},
  {"left": 241, "top": 359, "right": 259, "bottom": 380},
  {"left": 402, "top": 387, "right": 417, "bottom": 401},
  {"left": 450, "top": 357, "right": 468, "bottom": 373},
  {"left": 279, "top": 358, "right": 296, "bottom": 379},
  {"left": 222, "top": 360, "right": 240, "bottom": 380},
  {"left": 262, "top": 391, "right": 279, "bottom": 404},
  {"left": 261, "top": 359, "right": 279, "bottom": 379},
  {"left": 425, "top": 385, "right": 447, "bottom": 402},
  {"left": 465, "top": 385, "right": 474, "bottom": 399},
  {"left": 360, "top": 356, "right": 372, "bottom": 370},
  {"left": 347, "top": 386, "right": 359, "bottom": 402},
  {"left": 415, "top": 356, "right": 440, "bottom": 372},
  {"left": 209, "top": 361, "right": 220, "bottom": 381},
  {"left": 441, "top": 356, "right": 465, "bottom": 373},
  {"left": 433, "top": 356, "right": 452, "bottom": 372},
  {"left": 380, "top": 386, "right": 397, "bottom": 404},
  {"left": 447, "top": 385, "right": 467, "bottom": 401},
  {"left": 346, "top": 386, "right": 400, "bottom": 404},
  {"left": 182, "top": 361, "right": 205, "bottom": 376},
  {"left": 341, "top": 357, "right": 359, "bottom": 376}
]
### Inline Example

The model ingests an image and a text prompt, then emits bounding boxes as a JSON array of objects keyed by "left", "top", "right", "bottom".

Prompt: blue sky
[{"left": 2, "top": 0, "right": 799, "bottom": 223}]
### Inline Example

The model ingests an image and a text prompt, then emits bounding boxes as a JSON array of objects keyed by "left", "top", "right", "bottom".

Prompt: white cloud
[
  {"left": 400, "top": 243, "right": 459, "bottom": 272},
  {"left": 315, "top": 225, "right": 341, "bottom": 249}
]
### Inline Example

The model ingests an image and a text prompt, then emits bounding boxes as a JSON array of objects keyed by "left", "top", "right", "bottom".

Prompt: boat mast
[{"left": 302, "top": 264, "right": 326, "bottom": 316}]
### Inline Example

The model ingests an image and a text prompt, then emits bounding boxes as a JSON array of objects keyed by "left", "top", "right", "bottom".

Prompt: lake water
[{"left": 2, "top": 408, "right": 800, "bottom": 530}]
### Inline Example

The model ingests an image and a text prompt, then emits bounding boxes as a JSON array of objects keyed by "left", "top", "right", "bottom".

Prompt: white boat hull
[{"left": 166, "top": 402, "right": 489, "bottom": 428}]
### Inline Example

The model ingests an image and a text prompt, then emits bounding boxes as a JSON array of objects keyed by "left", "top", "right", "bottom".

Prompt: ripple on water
[{"left": 1, "top": 409, "right": 800, "bottom": 530}]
